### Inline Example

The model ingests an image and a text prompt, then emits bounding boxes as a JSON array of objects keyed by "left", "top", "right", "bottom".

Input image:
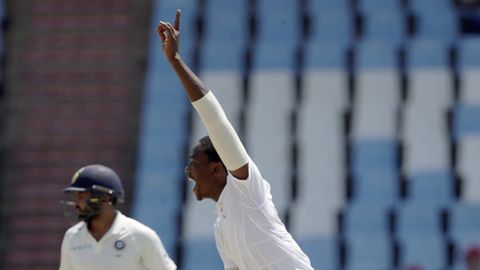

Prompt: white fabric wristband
[{"left": 192, "top": 91, "right": 250, "bottom": 171}]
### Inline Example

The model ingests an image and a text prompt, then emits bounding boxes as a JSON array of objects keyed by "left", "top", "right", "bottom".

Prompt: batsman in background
[
  {"left": 59, "top": 164, "right": 177, "bottom": 270},
  {"left": 157, "top": 10, "right": 313, "bottom": 270}
]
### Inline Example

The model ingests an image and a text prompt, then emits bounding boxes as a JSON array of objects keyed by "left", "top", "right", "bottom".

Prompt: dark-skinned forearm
[{"left": 168, "top": 54, "right": 208, "bottom": 102}]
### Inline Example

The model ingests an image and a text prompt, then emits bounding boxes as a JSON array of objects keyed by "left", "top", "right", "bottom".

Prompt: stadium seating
[
  {"left": 408, "top": 171, "right": 454, "bottom": 207},
  {"left": 352, "top": 139, "right": 397, "bottom": 168},
  {"left": 293, "top": 39, "right": 348, "bottom": 237},
  {"left": 345, "top": 234, "right": 392, "bottom": 270},
  {"left": 308, "top": 6, "right": 353, "bottom": 45},
  {"left": 358, "top": 0, "right": 401, "bottom": 14},
  {"left": 342, "top": 203, "right": 390, "bottom": 238},
  {"left": 450, "top": 202, "right": 480, "bottom": 234},
  {"left": 395, "top": 202, "right": 443, "bottom": 239},
  {"left": 352, "top": 40, "right": 400, "bottom": 140},
  {"left": 456, "top": 136, "right": 480, "bottom": 201},
  {"left": 182, "top": 238, "right": 224, "bottom": 270},
  {"left": 128, "top": 0, "right": 480, "bottom": 269},
  {"left": 203, "top": 0, "right": 248, "bottom": 45},
  {"left": 457, "top": 37, "right": 480, "bottom": 104},
  {"left": 362, "top": 8, "right": 405, "bottom": 45},
  {"left": 449, "top": 202, "right": 480, "bottom": 268},
  {"left": 398, "top": 234, "right": 447, "bottom": 270},
  {"left": 182, "top": 200, "right": 223, "bottom": 269},
  {"left": 256, "top": 0, "right": 301, "bottom": 44},
  {"left": 405, "top": 38, "right": 452, "bottom": 110},
  {"left": 246, "top": 41, "right": 297, "bottom": 217},
  {"left": 409, "top": 0, "right": 459, "bottom": 43},
  {"left": 296, "top": 236, "right": 339, "bottom": 270},
  {"left": 131, "top": 0, "right": 200, "bottom": 258}
]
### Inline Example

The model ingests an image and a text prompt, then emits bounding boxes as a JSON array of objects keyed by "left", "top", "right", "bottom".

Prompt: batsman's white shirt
[
  {"left": 59, "top": 211, "right": 176, "bottom": 270},
  {"left": 214, "top": 161, "right": 313, "bottom": 270}
]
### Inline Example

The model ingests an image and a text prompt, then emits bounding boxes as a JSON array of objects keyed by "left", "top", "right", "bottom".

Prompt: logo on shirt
[
  {"left": 71, "top": 244, "right": 92, "bottom": 251},
  {"left": 114, "top": 240, "right": 125, "bottom": 250}
]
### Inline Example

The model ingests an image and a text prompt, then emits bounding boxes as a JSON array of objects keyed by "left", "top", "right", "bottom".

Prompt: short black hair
[{"left": 199, "top": 136, "right": 223, "bottom": 164}]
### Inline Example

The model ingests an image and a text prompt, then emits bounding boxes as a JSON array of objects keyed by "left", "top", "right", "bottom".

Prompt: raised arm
[{"left": 157, "top": 10, "right": 250, "bottom": 179}]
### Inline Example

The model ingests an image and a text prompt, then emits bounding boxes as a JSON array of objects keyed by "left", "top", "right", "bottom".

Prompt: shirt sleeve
[
  {"left": 228, "top": 161, "right": 270, "bottom": 206},
  {"left": 141, "top": 229, "right": 177, "bottom": 270},
  {"left": 59, "top": 234, "right": 73, "bottom": 270}
]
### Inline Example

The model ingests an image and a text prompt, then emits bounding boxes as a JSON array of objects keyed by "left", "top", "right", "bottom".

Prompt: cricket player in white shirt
[
  {"left": 157, "top": 10, "right": 314, "bottom": 270},
  {"left": 59, "top": 164, "right": 177, "bottom": 270}
]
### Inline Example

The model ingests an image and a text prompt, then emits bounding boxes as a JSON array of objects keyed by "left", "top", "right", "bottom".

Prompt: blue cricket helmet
[{"left": 64, "top": 164, "right": 125, "bottom": 203}]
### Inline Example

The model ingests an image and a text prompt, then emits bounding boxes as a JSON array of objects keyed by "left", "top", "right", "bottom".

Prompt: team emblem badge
[{"left": 114, "top": 240, "right": 125, "bottom": 250}]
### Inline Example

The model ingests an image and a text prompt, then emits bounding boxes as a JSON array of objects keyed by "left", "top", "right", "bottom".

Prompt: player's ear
[{"left": 213, "top": 162, "right": 226, "bottom": 176}]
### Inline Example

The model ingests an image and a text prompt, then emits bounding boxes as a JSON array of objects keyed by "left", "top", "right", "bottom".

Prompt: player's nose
[{"left": 184, "top": 166, "right": 194, "bottom": 180}]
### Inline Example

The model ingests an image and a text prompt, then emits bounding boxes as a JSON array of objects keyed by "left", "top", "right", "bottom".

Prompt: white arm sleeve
[{"left": 192, "top": 91, "right": 249, "bottom": 171}]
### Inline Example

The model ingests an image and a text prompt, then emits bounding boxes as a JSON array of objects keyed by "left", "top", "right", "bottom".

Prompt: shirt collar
[
  {"left": 108, "top": 211, "right": 126, "bottom": 236},
  {"left": 77, "top": 210, "right": 126, "bottom": 238}
]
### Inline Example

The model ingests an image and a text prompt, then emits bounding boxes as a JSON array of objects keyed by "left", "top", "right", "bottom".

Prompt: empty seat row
[{"left": 290, "top": 202, "right": 480, "bottom": 270}]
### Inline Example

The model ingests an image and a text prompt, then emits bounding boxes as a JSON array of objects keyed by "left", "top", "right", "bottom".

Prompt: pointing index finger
[{"left": 174, "top": 9, "right": 181, "bottom": 30}]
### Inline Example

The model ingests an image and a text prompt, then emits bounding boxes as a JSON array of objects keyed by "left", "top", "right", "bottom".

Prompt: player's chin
[
  {"left": 192, "top": 185, "right": 201, "bottom": 200},
  {"left": 194, "top": 190, "right": 203, "bottom": 201}
]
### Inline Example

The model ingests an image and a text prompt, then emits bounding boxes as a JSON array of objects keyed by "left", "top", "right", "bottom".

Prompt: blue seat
[
  {"left": 409, "top": 171, "right": 454, "bottom": 207},
  {"left": 252, "top": 42, "right": 296, "bottom": 71},
  {"left": 304, "top": 41, "right": 347, "bottom": 70},
  {"left": 457, "top": 37, "right": 480, "bottom": 71},
  {"left": 452, "top": 235, "right": 480, "bottom": 270},
  {"left": 406, "top": 38, "right": 450, "bottom": 70},
  {"left": 409, "top": 0, "right": 454, "bottom": 14},
  {"left": 415, "top": 10, "right": 458, "bottom": 43},
  {"left": 363, "top": 9, "right": 405, "bottom": 45},
  {"left": 182, "top": 238, "right": 224, "bottom": 270},
  {"left": 205, "top": 0, "right": 247, "bottom": 15},
  {"left": 297, "top": 236, "right": 338, "bottom": 270},
  {"left": 203, "top": 14, "right": 247, "bottom": 45},
  {"left": 355, "top": 40, "right": 398, "bottom": 70},
  {"left": 203, "top": 0, "right": 248, "bottom": 44},
  {"left": 345, "top": 234, "right": 392, "bottom": 270},
  {"left": 353, "top": 170, "right": 399, "bottom": 205},
  {"left": 343, "top": 203, "right": 390, "bottom": 238},
  {"left": 134, "top": 7, "right": 192, "bottom": 253},
  {"left": 351, "top": 139, "right": 398, "bottom": 176},
  {"left": 358, "top": 0, "right": 401, "bottom": 14},
  {"left": 453, "top": 104, "right": 480, "bottom": 141},
  {"left": 449, "top": 203, "right": 480, "bottom": 268},
  {"left": 449, "top": 202, "right": 480, "bottom": 242},
  {"left": 201, "top": 41, "right": 244, "bottom": 71},
  {"left": 398, "top": 234, "right": 446, "bottom": 270},
  {"left": 133, "top": 201, "right": 179, "bottom": 255},
  {"left": 309, "top": 8, "right": 353, "bottom": 45},
  {"left": 132, "top": 165, "right": 183, "bottom": 254},
  {"left": 256, "top": 0, "right": 300, "bottom": 43},
  {"left": 396, "top": 202, "right": 442, "bottom": 239},
  {"left": 307, "top": 0, "right": 350, "bottom": 11}
]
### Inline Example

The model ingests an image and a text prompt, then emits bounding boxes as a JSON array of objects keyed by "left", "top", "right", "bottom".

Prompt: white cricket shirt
[
  {"left": 59, "top": 211, "right": 176, "bottom": 270},
  {"left": 214, "top": 161, "right": 314, "bottom": 270}
]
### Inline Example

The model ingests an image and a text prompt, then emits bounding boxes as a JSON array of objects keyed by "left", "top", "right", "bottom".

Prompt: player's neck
[
  {"left": 88, "top": 209, "right": 117, "bottom": 241},
  {"left": 210, "top": 178, "right": 227, "bottom": 202}
]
